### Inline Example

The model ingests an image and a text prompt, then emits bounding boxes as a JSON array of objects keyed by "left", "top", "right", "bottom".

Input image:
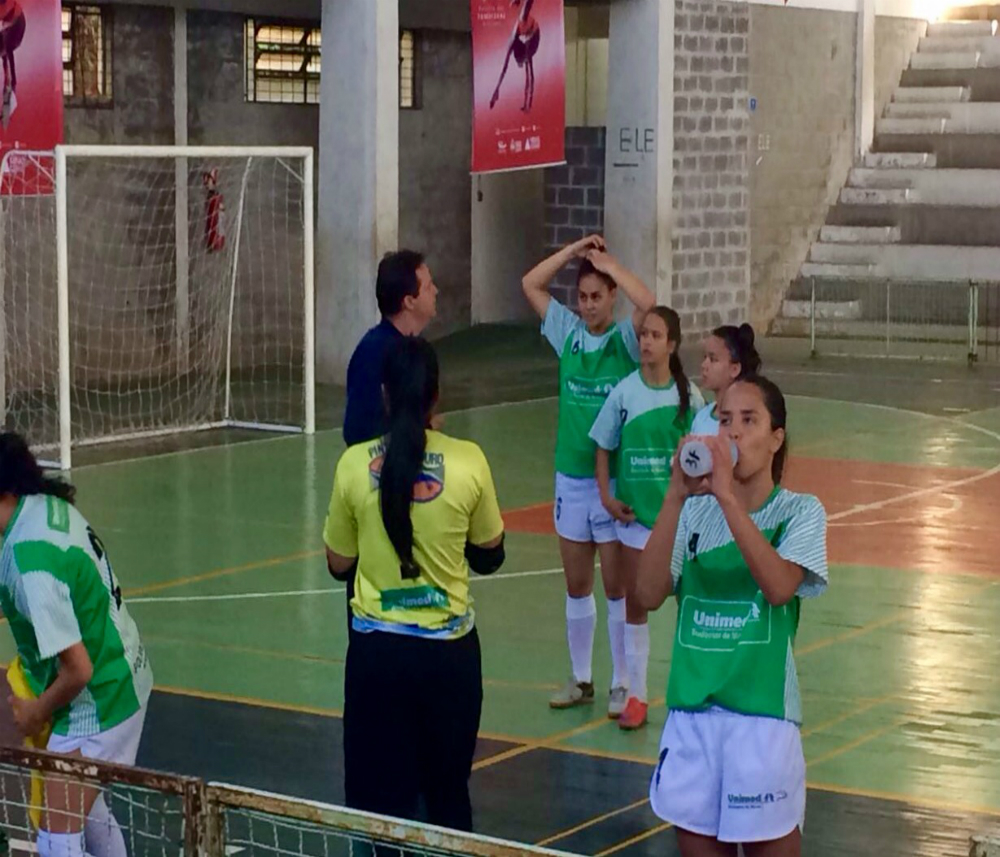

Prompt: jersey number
[{"left": 87, "top": 526, "right": 123, "bottom": 610}]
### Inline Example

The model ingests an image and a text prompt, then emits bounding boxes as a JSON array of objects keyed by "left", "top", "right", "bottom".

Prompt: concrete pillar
[
  {"left": 856, "top": 0, "right": 876, "bottom": 158},
  {"left": 604, "top": 0, "right": 674, "bottom": 304},
  {"left": 317, "top": 0, "right": 399, "bottom": 382}
]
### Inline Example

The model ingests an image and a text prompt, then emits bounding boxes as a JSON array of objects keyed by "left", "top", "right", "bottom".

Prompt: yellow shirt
[{"left": 324, "top": 431, "right": 504, "bottom": 639}]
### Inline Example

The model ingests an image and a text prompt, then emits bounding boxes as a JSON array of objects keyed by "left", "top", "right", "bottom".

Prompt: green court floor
[{"left": 3, "top": 331, "right": 1000, "bottom": 855}]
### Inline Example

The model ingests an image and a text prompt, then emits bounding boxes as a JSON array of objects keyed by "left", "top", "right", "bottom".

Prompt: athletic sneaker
[
  {"left": 549, "top": 678, "right": 595, "bottom": 709},
  {"left": 608, "top": 685, "right": 628, "bottom": 719},
  {"left": 619, "top": 697, "right": 648, "bottom": 730}
]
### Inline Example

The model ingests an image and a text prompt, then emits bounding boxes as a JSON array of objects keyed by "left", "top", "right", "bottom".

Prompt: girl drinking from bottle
[{"left": 637, "top": 376, "right": 828, "bottom": 857}]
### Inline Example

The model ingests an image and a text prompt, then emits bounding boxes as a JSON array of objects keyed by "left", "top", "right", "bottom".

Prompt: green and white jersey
[
  {"left": 542, "top": 300, "right": 640, "bottom": 478},
  {"left": 668, "top": 488, "right": 827, "bottom": 724},
  {"left": 589, "top": 371, "right": 705, "bottom": 529},
  {"left": 0, "top": 495, "right": 153, "bottom": 737},
  {"left": 691, "top": 402, "right": 719, "bottom": 436}
]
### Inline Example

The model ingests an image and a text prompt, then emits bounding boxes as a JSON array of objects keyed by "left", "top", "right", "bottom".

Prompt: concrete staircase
[{"left": 773, "top": 16, "right": 1000, "bottom": 348}]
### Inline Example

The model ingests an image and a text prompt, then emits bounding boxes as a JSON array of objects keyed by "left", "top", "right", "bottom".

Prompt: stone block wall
[
  {"left": 543, "top": 127, "right": 607, "bottom": 306},
  {"left": 672, "top": 0, "right": 751, "bottom": 334}
]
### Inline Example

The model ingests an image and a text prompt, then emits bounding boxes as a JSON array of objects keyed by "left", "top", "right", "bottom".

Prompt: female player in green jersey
[
  {"left": 637, "top": 377, "right": 828, "bottom": 857},
  {"left": 522, "top": 234, "right": 655, "bottom": 716},
  {"left": 589, "top": 307, "right": 702, "bottom": 730},
  {"left": 0, "top": 433, "right": 152, "bottom": 857},
  {"left": 691, "top": 323, "right": 761, "bottom": 436}
]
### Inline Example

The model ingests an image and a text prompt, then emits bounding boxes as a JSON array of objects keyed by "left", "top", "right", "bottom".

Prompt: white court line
[
  {"left": 129, "top": 567, "right": 565, "bottom": 605},
  {"left": 787, "top": 395, "right": 1000, "bottom": 524},
  {"left": 68, "top": 396, "right": 557, "bottom": 473}
]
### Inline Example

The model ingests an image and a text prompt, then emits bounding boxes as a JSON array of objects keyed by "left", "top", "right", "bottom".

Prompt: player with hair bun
[{"left": 692, "top": 323, "right": 762, "bottom": 437}]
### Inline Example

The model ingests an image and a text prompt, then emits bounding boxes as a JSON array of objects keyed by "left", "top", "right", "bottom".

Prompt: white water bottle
[{"left": 680, "top": 438, "right": 738, "bottom": 478}]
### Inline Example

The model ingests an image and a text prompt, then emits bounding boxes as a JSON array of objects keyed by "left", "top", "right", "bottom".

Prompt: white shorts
[
  {"left": 650, "top": 707, "right": 806, "bottom": 844},
  {"left": 615, "top": 520, "right": 652, "bottom": 551},
  {"left": 47, "top": 705, "right": 147, "bottom": 765},
  {"left": 554, "top": 473, "right": 617, "bottom": 544}
]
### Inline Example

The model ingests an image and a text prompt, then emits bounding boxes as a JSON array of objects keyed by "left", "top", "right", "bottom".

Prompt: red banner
[
  {"left": 471, "top": 0, "right": 565, "bottom": 174},
  {"left": 0, "top": 0, "right": 64, "bottom": 194}
]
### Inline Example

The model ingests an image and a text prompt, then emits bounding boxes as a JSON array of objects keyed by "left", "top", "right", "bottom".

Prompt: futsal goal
[{"left": 0, "top": 145, "right": 315, "bottom": 469}]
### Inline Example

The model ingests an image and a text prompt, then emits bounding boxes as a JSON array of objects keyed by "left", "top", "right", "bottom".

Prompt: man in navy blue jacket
[
  {"left": 339, "top": 250, "right": 438, "bottom": 634},
  {"left": 343, "top": 250, "right": 438, "bottom": 446}
]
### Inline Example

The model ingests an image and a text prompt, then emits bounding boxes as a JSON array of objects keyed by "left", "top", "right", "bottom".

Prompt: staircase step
[
  {"left": 885, "top": 103, "right": 953, "bottom": 119},
  {"left": 863, "top": 152, "right": 936, "bottom": 168},
  {"left": 894, "top": 86, "right": 970, "bottom": 102},
  {"left": 848, "top": 168, "right": 915, "bottom": 189},
  {"left": 781, "top": 299, "right": 863, "bottom": 320},
  {"left": 876, "top": 117, "right": 946, "bottom": 134},
  {"left": 926, "top": 20, "right": 996, "bottom": 37},
  {"left": 800, "top": 263, "right": 877, "bottom": 278},
  {"left": 839, "top": 188, "right": 913, "bottom": 205},
  {"left": 910, "top": 51, "right": 980, "bottom": 69},
  {"left": 819, "top": 225, "right": 902, "bottom": 244},
  {"left": 918, "top": 35, "right": 1000, "bottom": 53},
  {"left": 810, "top": 244, "right": 889, "bottom": 264}
]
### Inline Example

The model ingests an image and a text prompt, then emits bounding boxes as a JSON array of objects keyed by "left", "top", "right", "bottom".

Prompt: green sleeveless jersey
[
  {"left": 668, "top": 489, "right": 828, "bottom": 724},
  {"left": 589, "top": 370, "right": 704, "bottom": 528},
  {"left": 542, "top": 300, "right": 640, "bottom": 478}
]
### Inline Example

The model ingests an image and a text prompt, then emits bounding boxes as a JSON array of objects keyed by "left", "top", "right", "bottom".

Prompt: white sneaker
[{"left": 608, "top": 685, "right": 628, "bottom": 719}]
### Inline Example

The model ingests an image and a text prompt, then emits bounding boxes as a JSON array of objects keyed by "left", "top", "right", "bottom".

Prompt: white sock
[
  {"left": 607, "top": 597, "right": 628, "bottom": 689},
  {"left": 85, "top": 794, "right": 127, "bottom": 857},
  {"left": 625, "top": 622, "right": 651, "bottom": 703},
  {"left": 566, "top": 594, "right": 597, "bottom": 684},
  {"left": 37, "top": 831, "right": 86, "bottom": 857}
]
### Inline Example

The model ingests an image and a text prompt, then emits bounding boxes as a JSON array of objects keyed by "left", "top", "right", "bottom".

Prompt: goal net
[{"left": 0, "top": 146, "right": 315, "bottom": 469}]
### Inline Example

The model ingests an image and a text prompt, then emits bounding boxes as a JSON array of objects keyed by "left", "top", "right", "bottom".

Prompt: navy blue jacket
[{"left": 342, "top": 319, "right": 404, "bottom": 447}]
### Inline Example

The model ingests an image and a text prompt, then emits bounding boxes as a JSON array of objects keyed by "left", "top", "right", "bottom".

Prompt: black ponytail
[
  {"left": 379, "top": 338, "right": 439, "bottom": 580},
  {"left": 0, "top": 433, "right": 76, "bottom": 504},
  {"left": 713, "top": 322, "right": 762, "bottom": 379},
  {"left": 649, "top": 306, "right": 691, "bottom": 422}
]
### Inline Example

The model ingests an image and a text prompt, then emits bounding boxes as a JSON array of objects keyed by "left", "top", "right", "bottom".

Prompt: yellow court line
[
  {"left": 595, "top": 822, "right": 672, "bottom": 857},
  {"left": 142, "top": 634, "right": 345, "bottom": 666},
  {"left": 136, "top": 683, "right": 1000, "bottom": 824},
  {"left": 800, "top": 692, "right": 899, "bottom": 739},
  {"left": 806, "top": 716, "right": 911, "bottom": 768},
  {"left": 471, "top": 697, "right": 666, "bottom": 773},
  {"left": 124, "top": 549, "right": 324, "bottom": 598},
  {"left": 807, "top": 780, "right": 1000, "bottom": 819},
  {"left": 145, "top": 633, "right": 558, "bottom": 694},
  {"left": 535, "top": 797, "right": 650, "bottom": 847},
  {"left": 154, "top": 683, "right": 343, "bottom": 719}
]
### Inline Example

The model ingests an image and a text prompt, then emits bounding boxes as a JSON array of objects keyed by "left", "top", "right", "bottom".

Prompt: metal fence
[
  {"left": 0, "top": 747, "right": 579, "bottom": 857},
  {"left": 784, "top": 278, "right": 1000, "bottom": 363}
]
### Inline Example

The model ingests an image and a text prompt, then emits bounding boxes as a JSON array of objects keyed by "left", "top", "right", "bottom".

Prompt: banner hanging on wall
[
  {"left": 0, "top": 0, "right": 64, "bottom": 194},
  {"left": 471, "top": 0, "right": 565, "bottom": 174}
]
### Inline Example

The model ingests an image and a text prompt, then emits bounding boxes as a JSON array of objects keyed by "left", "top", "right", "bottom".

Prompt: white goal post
[{"left": 0, "top": 145, "right": 315, "bottom": 469}]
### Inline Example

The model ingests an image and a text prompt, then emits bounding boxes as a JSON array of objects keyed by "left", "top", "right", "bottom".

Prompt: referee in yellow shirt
[{"left": 324, "top": 336, "right": 505, "bottom": 832}]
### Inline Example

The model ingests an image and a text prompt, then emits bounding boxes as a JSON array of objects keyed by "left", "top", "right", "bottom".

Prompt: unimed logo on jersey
[
  {"left": 369, "top": 451, "right": 446, "bottom": 502},
  {"left": 565, "top": 375, "right": 618, "bottom": 403},
  {"left": 678, "top": 596, "right": 771, "bottom": 651},
  {"left": 623, "top": 447, "right": 671, "bottom": 482}
]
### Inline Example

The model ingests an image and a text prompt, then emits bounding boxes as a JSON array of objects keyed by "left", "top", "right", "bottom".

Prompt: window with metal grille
[
  {"left": 399, "top": 30, "right": 421, "bottom": 110},
  {"left": 245, "top": 19, "right": 321, "bottom": 105},
  {"left": 62, "top": 4, "right": 112, "bottom": 105},
  {"left": 244, "top": 22, "right": 419, "bottom": 108}
]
